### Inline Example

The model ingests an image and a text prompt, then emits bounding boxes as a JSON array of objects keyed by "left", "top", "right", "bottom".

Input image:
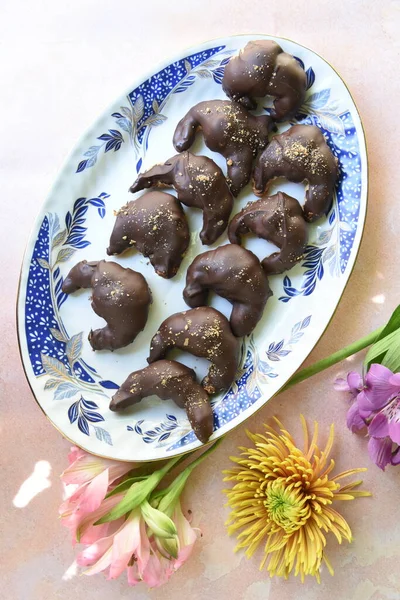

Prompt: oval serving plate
[{"left": 17, "top": 34, "right": 367, "bottom": 461}]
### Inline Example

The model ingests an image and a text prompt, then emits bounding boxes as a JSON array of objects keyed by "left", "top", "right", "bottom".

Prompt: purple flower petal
[
  {"left": 334, "top": 377, "right": 350, "bottom": 392},
  {"left": 389, "top": 373, "right": 400, "bottom": 387},
  {"left": 347, "top": 371, "right": 363, "bottom": 396},
  {"left": 346, "top": 401, "right": 366, "bottom": 432},
  {"left": 391, "top": 446, "right": 400, "bottom": 465},
  {"left": 387, "top": 398, "right": 400, "bottom": 444},
  {"left": 357, "top": 390, "right": 375, "bottom": 419},
  {"left": 368, "top": 412, "right": 389, "bottom": 438},
  {"left": 368, "top": 436, "right": 392, "bottom": 470},
  {"left": 364, "top": 363, "right": 398, "bottom": 410}
]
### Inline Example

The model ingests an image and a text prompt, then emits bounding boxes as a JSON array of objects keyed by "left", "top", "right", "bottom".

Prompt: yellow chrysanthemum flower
[{"left": 223, "top": 416, "right": 371, "bottom": 582}]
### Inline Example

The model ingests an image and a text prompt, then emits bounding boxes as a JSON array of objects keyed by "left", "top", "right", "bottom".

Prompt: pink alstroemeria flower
[
  {"left": 335, "top": 364, "right": 400, "bottom": 470},
  {"left": 76, "top": 500, "right": 199, "bottom": 588},
  {"left": 60, "top": 446, "right": 136, "bottom": 543}
]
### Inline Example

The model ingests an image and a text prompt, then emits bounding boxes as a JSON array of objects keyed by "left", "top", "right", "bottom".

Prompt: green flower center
[{"left": 264, "top": 480, "right": 310, "bottom": 533}]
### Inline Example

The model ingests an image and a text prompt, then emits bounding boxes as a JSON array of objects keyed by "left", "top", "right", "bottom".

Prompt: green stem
[
  {"left": 281, "top": 326, "right": 384, "bottom": 392},
  {"left": 153, "top": 439, "right": 224, "bottom": 508}
]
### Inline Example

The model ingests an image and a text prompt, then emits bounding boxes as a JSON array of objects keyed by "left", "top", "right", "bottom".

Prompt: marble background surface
[{"left": 2, "top": 1, "right": 400, "bottom": 598}]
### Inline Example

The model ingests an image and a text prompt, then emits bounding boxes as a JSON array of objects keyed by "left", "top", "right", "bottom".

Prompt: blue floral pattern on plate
[{"left": 17, "top": 36, "right": 367, "bottom": 461}]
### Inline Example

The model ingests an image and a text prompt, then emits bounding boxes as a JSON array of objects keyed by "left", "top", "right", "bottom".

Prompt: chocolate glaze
[
  {"left": 129, "top": 152, "right": 233, "bottom": 245},
  {"left": 148, "top": 307, "right": 240, "bottom": 394},
  {"left": 222, "top": 40, "right": 306, "bottom": 120},
  {"left": 183, "top": 245, "right": 272, "bottom": 337},
  {"left": 173, "top": 100, "right": 273, "bottom": 196},
  {"left": 62, "top": 260, "right": 151, "bottom": 351},
  {"left": 107, "top": 191, "right": 189, "bottom": 278},
  {"left": 110, "top": 360, "right": 213, "bottom": 443},
  {"left": 228, "top": 192, "right": 308, "bottom": 275},
  {"left": 253, "top": 125, "right": 338, "bottom": 222}
]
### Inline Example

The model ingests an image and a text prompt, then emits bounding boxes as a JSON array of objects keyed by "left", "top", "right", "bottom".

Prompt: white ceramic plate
[{"left": 17, "top": 34, "right": 367, "bottom": 461}]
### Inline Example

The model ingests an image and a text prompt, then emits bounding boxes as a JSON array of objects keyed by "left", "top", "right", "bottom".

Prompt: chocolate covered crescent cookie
[
  {"left": 148, "top": 307, "right": 240, "bottom": 395},
  {"left": 253, "top": 125, "right": 338, "bottom": 222},
  {"left": 183, "top": 245, "right": 272, "bottom": 337},
  {"left": 222, "top": 40, "right": 306, "bottom": 120},
  {"left": 107, "top": 191, "right": 190, "bottom": 278},
  {"left": 228, "top": 192, "right": 308, "bottom": 275},
  {"left": 173, "top": 100, "right": 273, "bottom": 196},
  {"left": 62, "top": 260, "right": 151, "bottom": 351},
  {"left": 110, "top": 360, "right": 213, "bottom": 443},
  {"left": 129, "top": 152, "right": 233, "bottom": 245}
]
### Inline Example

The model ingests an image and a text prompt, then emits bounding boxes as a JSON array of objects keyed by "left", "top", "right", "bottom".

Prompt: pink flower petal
[
  {"left": 368, "top": 412, "right": 389, "bottom": 438},
  {"left": 83, "top": 547, "right": 114, "bottom": 576},
  {"left": 77, "top": 469, "right": 110, "bottom": 518},
  {"left": 142, "top": 551, "right": 169, "bottom": 588},
  {"left": 78, "top": 493, "right": 125, "bottom": 543},
  {"left": 356, "top": 390, "right": 374, "bottom": 419},
  {"left": 368, "top": 436, "right": 393, "bottom": 470},
  {"left": 346, "top": 402, "right": 366, "bottom": 433},
  {"left": 77, "top": 535, "right": 114, "bottom": 568},
  {"left": 364, "top": 364, "right": 397, "bottom": 411},
  {"left": 127, "top": 563, "right": 141, "bottom": 586},
  {"left": 108, "top": 510, "right": 142, "bottom": 580}
]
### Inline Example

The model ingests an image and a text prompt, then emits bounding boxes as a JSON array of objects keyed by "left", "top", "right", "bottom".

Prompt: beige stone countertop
[{"left": 1, "top": 1, "right": 400, "bottom": 598}]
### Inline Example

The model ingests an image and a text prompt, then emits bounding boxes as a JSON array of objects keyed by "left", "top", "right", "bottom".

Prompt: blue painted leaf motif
[
  {"left": 54, "top": 382, "right": 79, "bottom": 400},
  {"left": 98, "top": 207, "right": 106, "bottom": 218},
  {"left": 78, "top": 416, "right": 90, "bottom": 436},
  {"left": 302, "top": 316, "right": 311, "bottom": 329},
  {"left": 44, "top": 377, "right": 61, "bottom": 390},
  {"left": 117, "top": 118, "right": 131, "bottom": 133},
  {"left": 305, "top": 89, "right": 330, "bottom": 109},
  {"left": 57, "top": 290, "right": 68, "bottom": 309},
  {"left": 135, "top": 420, "right": 144, "bottom": 435},
  {"left": 305, "top": 67, "right": 315, "bottom": 90},
  {"left": 65, "top": 211, "right": 72, "bottom": 230},
  {"left": 86, "top": 157, "right": 96, "bottom": 168},
  {"left": 166, "top": 414, "right": 177, "bottom": 422},
  {"left": 81, "top": 398, "right": 99, "bottom": 410},
  {"left": 83, "top": 411, "right": 105, "bottom": 423},
  {"left": 68, "top": 401, "right": 79, "bottom": 424},
  {"left": 158, "top": 433, "right": 170, "bottom": 442},
  {"left": 94, "top": 427, "right": 113, "bottom": 445},
  {"left": 293, "top": 56, "right": 305, "bottom": 70},
  {"left": 105, "top": 139, "right": 117, "bottom": 153},
  {"left": 143, "top": 437, "right": 154, "bottom": 444},
  {"left": 66, "top": 332, "right": 83, "bottom": 366},
  {"left": 84, "top": 146, "right": 100, "bottom": 158},
  {"left": 88, "top": 197, "right": 105, "bottom": 208},
  {"left": 174, "top": 75, "right": 196, "bottom": 93},
  {"left": 136, "top": 158, "right": 143, "bottom": 173},
  {"left": 127, "top": 426, "right": 134, "bottom": 431},
  {"left": 76, "top": 160, "right": 88, "bottom": 173},
  {"left": 99, "top": 380, "right": 120, "bottom": 390},
  {"left": 112, "top": 112, "right": 123, "bottom": 118}
]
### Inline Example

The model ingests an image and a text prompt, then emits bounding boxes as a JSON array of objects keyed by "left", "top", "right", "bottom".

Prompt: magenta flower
[{"left": 335, "top": 364, "right": 400, "bottom": 470}]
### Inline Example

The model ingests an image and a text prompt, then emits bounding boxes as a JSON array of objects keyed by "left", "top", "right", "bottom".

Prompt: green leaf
[
  {"left": 365, "top": 329, "right": 400, "bottom": 366},
  {"left": 96, "top": 456, "right": 182, "bottom": 524},
  {"left": 365, "top": 305, "right": 400, "bottom": 368},
  {"left": 106, "top": 476, "right": 148, "bottom": 498},
  {"left": 381, "top": 330, "right": 400, "bottom": 372}
]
